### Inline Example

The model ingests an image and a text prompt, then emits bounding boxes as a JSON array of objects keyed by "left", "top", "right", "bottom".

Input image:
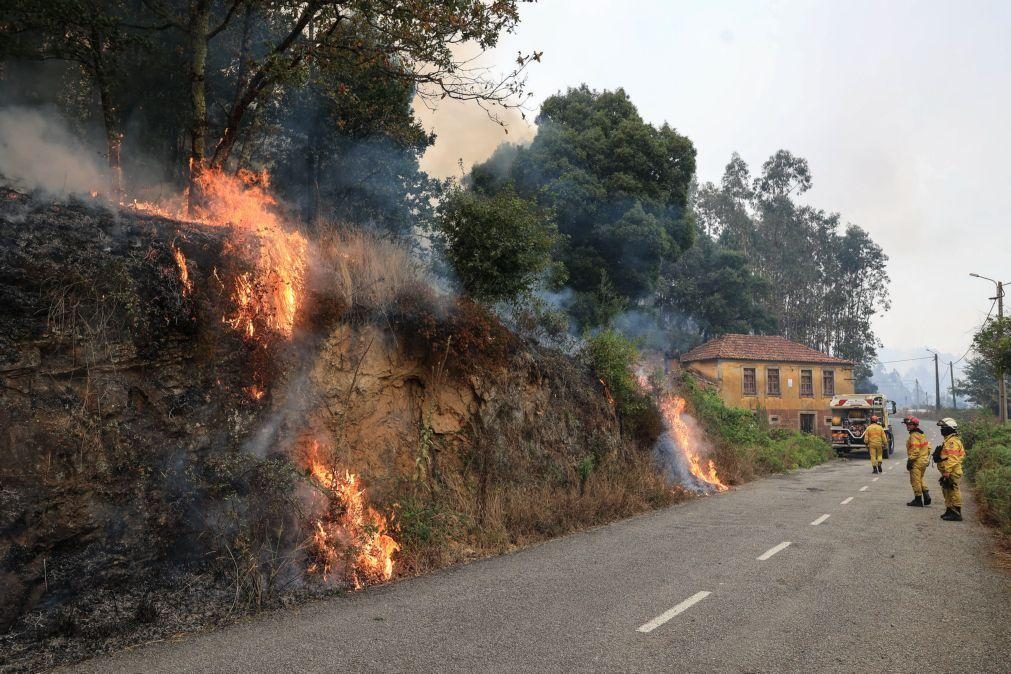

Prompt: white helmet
[{"left": 937, "top": 417, "right": 958, "bottom": 431}]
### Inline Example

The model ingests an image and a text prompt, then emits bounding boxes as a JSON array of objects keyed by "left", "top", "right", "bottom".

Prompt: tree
[
  {"left": 471, "top": 86, "right": 696, "bottom": 326},
  {"left": 955, "top": 355, "right": 1002, "bottom": 414},
  {"left": 1, "top": 0, "right": 140, "bottom": 197},
  {"left": 659, "top": 234, "right": 775, "bottom": 339},
  {"left": 693, "top": 151, "right": 890, "bottom": 374},
  {"left": 140, "top": 0, "right": 538, "bottom": 200},
  {"left": 437, "top": 186, "right": 558, "bottom": 304},
  {"left": 263, "top": 56, "right": 440, "bottom": 233}
]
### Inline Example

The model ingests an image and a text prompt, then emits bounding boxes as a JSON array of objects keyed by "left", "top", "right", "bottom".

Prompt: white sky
[{"left": 418, "top": 0, "right": 1011, "bottom": 356}]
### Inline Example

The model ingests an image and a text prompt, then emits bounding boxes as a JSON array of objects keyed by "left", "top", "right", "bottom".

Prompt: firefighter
[
  {"left": 865, "top": 415, "right": 887, "bottom": 473},
  {"left": 902, "top": 416, "right": 931, "bottom": 506},
  {"left": 934, "top": 418, "right": 966, "bottom": 521}
]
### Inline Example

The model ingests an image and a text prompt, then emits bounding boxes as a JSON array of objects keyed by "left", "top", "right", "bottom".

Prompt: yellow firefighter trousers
[
  {"left": 868, "top": 443, "right": 883, "bottom": 466},
  {"left": 909, "top": 456, "right": 929, "bottom": 495},
  {"left": 943, "top": 473, "right": 962, "bottom": 508}
]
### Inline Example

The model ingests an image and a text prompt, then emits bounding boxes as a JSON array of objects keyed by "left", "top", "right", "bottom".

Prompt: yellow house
[{"left": 680, "top": 334, "right": 855, "bottom": 438}]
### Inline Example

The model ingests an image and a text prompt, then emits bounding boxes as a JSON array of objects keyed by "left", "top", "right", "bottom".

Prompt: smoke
[
  {"left": 654, "top": 406, "right": 722, "bottom": 493},
  {"left": 414, "top": 96, "right": 535, "bottom": 180},
  {"left": 0, "top": 107, "right": 106, "bottom": 197}
]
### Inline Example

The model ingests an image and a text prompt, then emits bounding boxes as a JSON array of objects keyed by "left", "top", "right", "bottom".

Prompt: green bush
[
  {"left": 961, "top": 417, "right": 1011, "bottom": 534},
  {"left": 681, "top": 374, "right": 833, "bottom": 480},
  {"left": 584, "top": 330, "right": 662, "bottom": 446},
  {"left": 973, "top": 466, "right": 1011, "bottom": 534}
]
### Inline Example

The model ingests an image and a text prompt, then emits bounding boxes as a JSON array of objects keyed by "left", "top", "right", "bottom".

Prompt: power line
[
  {"left": 876, "top": 355, "right": 935, "bottom": 365},
  {"left": 950, "top": 296, "right": 999, "bottom": 366}
]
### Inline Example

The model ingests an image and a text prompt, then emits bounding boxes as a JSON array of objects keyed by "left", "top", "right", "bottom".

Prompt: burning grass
[
  {"left": 311, "top": 226, "right": 429, "bottom": 318},
  {"left": 304, "top": 442, "right": 401, "bottom": 589},
  {"left": 679, "top": 374, "right": 834, "bottom": 484}
]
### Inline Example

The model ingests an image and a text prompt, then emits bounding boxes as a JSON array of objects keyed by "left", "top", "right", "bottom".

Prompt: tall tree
[
  {"left": 471, "top": 85, "right": 697, "bottom": 326},
  {"left": 139, "top": 0, "right": 537, "bottom": 200},
  {"left": 693, "top": 151, "right": 890, "bottom": 372},
  {"left": 2, "top": 0, "right": 140, "bottom": 197}
]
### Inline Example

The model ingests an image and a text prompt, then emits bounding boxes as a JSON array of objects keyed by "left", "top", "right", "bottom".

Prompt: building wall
[{"left": 684, "top": 359, "right": 855, "bottom": 438}]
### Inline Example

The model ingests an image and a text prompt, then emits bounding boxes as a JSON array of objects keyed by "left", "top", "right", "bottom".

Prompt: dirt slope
[{"left": 0, "top": 189, "right": 670, "bottom": 671}]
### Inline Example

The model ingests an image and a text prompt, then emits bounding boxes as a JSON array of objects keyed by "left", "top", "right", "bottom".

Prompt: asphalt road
[{"left": 77, "top": 422, "right": 1010, "bottom": 673}]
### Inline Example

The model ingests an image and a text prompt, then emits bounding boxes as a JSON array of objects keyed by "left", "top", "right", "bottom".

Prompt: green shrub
[
  {"left": 961, "top": 417, "right": 1011, "bottom": 534},
  {"left": 583, "top": 330, "right": 661, "bottom": 446},
  {"left": 680, "top": 374, "right": 832, "bottom": 480},
  {"left": 973, "top": 466, "right": 1011, "bottom": 534}
]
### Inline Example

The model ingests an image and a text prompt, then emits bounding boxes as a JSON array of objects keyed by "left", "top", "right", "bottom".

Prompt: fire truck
[{"left": 829, "top": 394, "right": 897, "bottom": 457}]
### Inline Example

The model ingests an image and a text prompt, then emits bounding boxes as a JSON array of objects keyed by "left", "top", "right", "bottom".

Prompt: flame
[
  {"left": 245, "top": 384, "right": 265, "bottom": 400},
  {"left": 599, "top": 378, "right": 615, "bottom": 407},
  {"left": 306, "top": 446, "right": 400, "bottom": 588},
  {"left": 171, "top": 245, "right": 193, "bottom": 295},
  {"left": 131, "top": 168, "right": 307, "bottom": 342},
  {"left": 659, "top": 395, "right": 728, "bottom": 492}
]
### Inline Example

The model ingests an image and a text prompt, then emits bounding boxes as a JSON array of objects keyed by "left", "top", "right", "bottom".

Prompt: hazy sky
[{"left": 418, "top": 0, "right": 1011, "bottom": 358}]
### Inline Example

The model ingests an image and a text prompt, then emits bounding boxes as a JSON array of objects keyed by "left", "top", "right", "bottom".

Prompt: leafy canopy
[
  {"left": 437, "top": 187, "right": 558, "bottom": 304},
  {"left": 471, "top": 86, "right": 697, "bottom": 324}
]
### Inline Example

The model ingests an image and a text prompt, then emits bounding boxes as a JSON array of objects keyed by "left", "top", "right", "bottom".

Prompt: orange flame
[
  {"left": 659, "top": 395, "right": 728, "bottom": 492},
  {"left": 131, "top": 168, "right": 307, "bottom": 342},
  {"left": 171, "top": 245, "right": 193, "bottom": 295},
  {"left": 245, "top": 384, "right": 265, "bottom": 400},
  {"left": 306, "top": 446, "right": 400, "bottom": 588}
]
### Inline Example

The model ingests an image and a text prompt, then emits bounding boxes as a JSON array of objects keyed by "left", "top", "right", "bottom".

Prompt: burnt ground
[
  {"left": 0, "top": 189, "right": 671, "bottom": 672},
  {"left": 0, "top": 188, "right": 318, "bottom": 671}
]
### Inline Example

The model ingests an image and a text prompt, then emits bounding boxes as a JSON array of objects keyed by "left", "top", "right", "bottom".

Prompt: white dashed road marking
[
  {"left": 810, "top": 514, "right": 830, "bottom": 526},
  {"left": 840, "top": 497, "right": 853, "bottom": 505},
  {"left": 872, "top": 477, "right": 879, "bottom": 482},
  {"left": 859, "top": 486, "right": 869, "bottom": 492},
  {"left": 757, "top": 542, "right": 792, "bottom": 561},
  {"left": 637, "top": 591, "right": 712, "bottom": 633}
]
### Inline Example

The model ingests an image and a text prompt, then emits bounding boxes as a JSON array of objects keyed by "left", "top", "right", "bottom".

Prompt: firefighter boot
[
  {"left": 952, "top": 506, "right": 963, "bottom": 521},
  {"left": 907, "top": 495, "right": 923, "bottom": 507},
  {"left": 941, "top": 507, "right": 961, "bottom": 521},
  {"left": 872, "top": 465, "right": 878, "bottom": 474},
  {"left": 922, "top": 489, "right": 932, "bottom": 506}
]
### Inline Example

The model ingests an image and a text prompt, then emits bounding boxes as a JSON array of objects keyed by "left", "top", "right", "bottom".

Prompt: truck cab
[{"left": 829, "top": 394, "right": 897, "bottom": 458}]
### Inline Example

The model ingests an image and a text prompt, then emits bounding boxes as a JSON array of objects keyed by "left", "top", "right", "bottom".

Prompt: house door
[{"left": 800, "top": 413, "right": 816, "bottom": 434}]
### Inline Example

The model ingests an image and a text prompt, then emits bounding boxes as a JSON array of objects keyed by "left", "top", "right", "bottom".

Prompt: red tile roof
[{"left": 680, "top": 334, "right": 853, "bottom": 365}]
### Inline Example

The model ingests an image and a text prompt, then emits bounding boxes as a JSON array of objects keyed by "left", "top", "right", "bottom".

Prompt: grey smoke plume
[
  {"left": 0, "top": 107, "right": 105, "bottom": 196},
  {"left": 654, "top": 406, "right": 723, "bottom": 494}
]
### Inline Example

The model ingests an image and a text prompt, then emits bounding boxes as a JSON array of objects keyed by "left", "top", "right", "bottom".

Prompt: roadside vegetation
[
  {"left": 960, "top": 417, "right": 1011, "bottom": 536},
  {"left": 682, "top": 375, "right": 834, "bottom": 483}
]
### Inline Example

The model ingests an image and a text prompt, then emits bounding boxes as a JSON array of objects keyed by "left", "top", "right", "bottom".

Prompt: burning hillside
[{"left": 0, "top": 186, "right": 674, "bottom": 670}]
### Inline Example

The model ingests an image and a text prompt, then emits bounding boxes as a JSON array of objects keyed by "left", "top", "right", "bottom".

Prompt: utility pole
[
  {"left": 933, "top": 352, "right": 941, "bottom": 412},
  {"left": 914, "top": 378, "right": 921, "bottom": 408},
  {"left": 950, "top": 360, "right": 956, "bottom": 409},
  {"left": 1000, "top": 281, "right": 1007, "bottom": 423},
  {"left": 970, "top": 274, "right": 1008, "bottom": 424}
]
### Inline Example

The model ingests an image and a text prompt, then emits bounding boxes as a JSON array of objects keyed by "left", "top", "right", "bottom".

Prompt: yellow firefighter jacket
[
  {"left": 938, "top": 434, "right": 966, "bottom": 477},
  {"left": 865, "top": 422, "right": 886, "bottom": 448},
  {"left": 906, "top": 429, "right": 930, "bottom": 462}
]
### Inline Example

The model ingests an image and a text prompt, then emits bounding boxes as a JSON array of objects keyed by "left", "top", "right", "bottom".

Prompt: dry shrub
[
  {"left": 311, "top": 226, "right": 429, "bottom": 320},
  {"left": 389, "top": 293, "right": 519, "bottom": 377}
]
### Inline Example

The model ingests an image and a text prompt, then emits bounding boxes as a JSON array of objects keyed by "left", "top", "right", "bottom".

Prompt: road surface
[{"left": 77, "top": 423, "right": 1010, "bottom": 673}]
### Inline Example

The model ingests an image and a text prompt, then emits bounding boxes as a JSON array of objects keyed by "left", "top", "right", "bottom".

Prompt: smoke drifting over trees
[{"left": 0, "top": 2, "right": 890, "bottom": 368}]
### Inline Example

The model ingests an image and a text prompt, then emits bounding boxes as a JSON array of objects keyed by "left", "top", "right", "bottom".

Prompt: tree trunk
[
  {"left": 90, "top": 28, "right": 124, "bottom": 202},
  {"left": 187, "top": 0, "right": 212, "bottom": 211}
]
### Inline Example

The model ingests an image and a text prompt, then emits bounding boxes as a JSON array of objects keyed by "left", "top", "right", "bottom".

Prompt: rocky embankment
[{"left": 0, "top": 189, "right": 670, "bottom": 671}]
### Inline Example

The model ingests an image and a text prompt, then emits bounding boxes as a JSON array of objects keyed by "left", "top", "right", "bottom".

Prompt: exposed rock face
[{"left": 0, "top": 189, "right": 663, "bottom": 669}]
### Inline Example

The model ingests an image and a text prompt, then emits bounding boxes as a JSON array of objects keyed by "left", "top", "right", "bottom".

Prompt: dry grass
[{"left": 312, "top": 226, "right": 430, "bottom": 318}]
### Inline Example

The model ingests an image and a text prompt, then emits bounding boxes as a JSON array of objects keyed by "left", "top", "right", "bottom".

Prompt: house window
[
  {"left": 800, "top": 369, "right": 814, "bottom": 397},
  {"left": 769, "top": 414, "right": 781, "bottom": 425},
  {"left": 823, "top": 370, "right": 835, "bottom": 396},
  {"left": 743, "top": 367, "right": 757, "bottom": 396},
  {"left": 767, "top": 368, "right": 781, "bottom": 396},
  {"left": 800, "top": 412, "right": 816, "bottom": 434},
  {"left": 825, "top": 417, "right": 833, "bottom": 426}
]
